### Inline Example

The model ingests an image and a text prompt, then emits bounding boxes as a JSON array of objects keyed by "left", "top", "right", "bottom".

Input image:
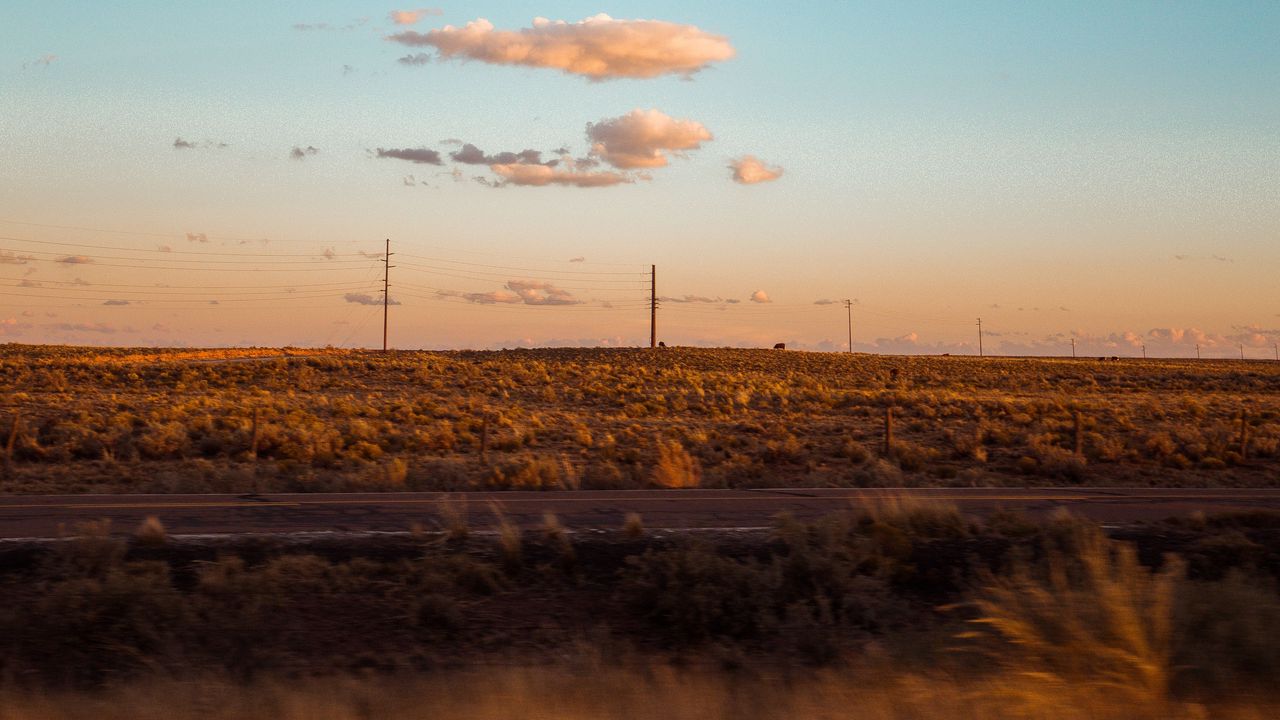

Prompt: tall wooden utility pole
[
  {"left": 843, "top": 299, "right": 853, "bottom": 353},
  {"left": 382, "top": 238, "right": 394, "bottom": 353},
  {"left": 1071, "top": 338, "right": 1076, "bottom": 358},
  {"left": 649, "top": 264, "right": 657, "bottom": 348},
  {"left": 1142, "top": 344, "right": 1147, "bottom": 360},
  {"left": 977, "top": 318, "right": 984, "bottom": 357}
]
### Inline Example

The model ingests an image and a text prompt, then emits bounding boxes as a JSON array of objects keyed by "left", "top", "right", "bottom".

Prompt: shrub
[{"left": 652, "top": 440, "right": 700, "bottom": 488}]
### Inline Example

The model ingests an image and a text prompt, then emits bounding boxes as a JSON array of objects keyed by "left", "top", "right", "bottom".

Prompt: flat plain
[{"left": 2, "top": 344, "right": 1278, "bottom": 494}]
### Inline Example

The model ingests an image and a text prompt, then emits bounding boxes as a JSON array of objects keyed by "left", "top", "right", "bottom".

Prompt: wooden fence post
[
  {"left": 249, "top": 408, "right": 261, "bottom": 462},
  {"left": 1239, "top": 410, "right": 1250, "bottom": 461},
  {"left": 2, "top": 414, "right": 20, "bottom": 477},
  {"left": 883, "top": 405, "right": 895, "bottom": 458}
]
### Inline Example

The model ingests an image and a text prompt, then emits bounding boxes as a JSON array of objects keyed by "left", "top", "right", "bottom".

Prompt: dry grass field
[{"left": 2, "top": 344, "right": 1279, "bottom": 494}]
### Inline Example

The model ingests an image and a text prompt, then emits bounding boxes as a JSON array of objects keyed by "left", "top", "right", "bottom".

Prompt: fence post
[
  {"left": 249, "top": 408, "right": 261, "bottom": 462},
  {"left": 2, "top": 414, "right": 20, "bottom": 478},
  {"left": 1239, "top": 410, "right": 1250, "bottom": 461},
  {"left": 883, "top": 405, "right": 895, "bottom": 458}
]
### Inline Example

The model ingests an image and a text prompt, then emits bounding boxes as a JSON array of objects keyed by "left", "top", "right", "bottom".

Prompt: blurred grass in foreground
[{"left": 0, "top": 666, "right": 1275, "bottom": 720}]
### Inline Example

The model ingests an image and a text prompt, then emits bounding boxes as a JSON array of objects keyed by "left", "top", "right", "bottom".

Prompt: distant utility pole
[
  {"left": 1071, "top": 338, "right": 1076, "bottom": 358},
  {"left": 976, "top": 318, "right": 984, "bottom": 357},
  {"left": 1274, "top": 343, "right": 1279, "bottom": 362},
  {"left": 1142, "top": 344, "right": 1147, "bottom": 360},
  {"left": 1240, "top": 343, "right": 1245, "bottom": 361},
  {"left": 382, "top": 238, "right": 394, "bottom": 353},
  {"left": 1196, "top": 344, "right": 1201, "bottom": 360},
  {"left": 843, "top": 299, "right": 853, "bottom": 353},
  {"left": 649, "top": 264, "right": 657, "bottom": 349}
]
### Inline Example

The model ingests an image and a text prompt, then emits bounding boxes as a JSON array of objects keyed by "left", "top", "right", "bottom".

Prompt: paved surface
[{"left": 1, "top": 488, "right": 1279, "bottom": 538}]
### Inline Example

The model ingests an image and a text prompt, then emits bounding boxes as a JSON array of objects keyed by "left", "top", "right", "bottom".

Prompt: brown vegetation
[
  {"left": 1, "top": 345, "right": 1277, "bottom": 494},
  {"left": 0, "top": 507, "right": 1278, "bottom": 708}
]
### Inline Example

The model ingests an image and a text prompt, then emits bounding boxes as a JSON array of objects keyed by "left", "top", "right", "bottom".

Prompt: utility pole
[
  {"left": 1071, "top": 338, "right": 1076, "bottom": 359},
  {"left": 1142, "top": 344, "right": 1147, "bottom": 360},
  {"left": 1240, "top": 343, "right": 1245, "bottom": 361},
  {"left": 649, "top": 264, "right": 657, "bottom": 349},
  {"left": 843, "top": 299, "right": 853, "bottom": 353},
  {"left": 382, "top": 238, "right": 394, "bottom": 353},
  {"left": 1274, "top": 343, "right": 1278, "bottom": 362},
  {"left": 1196, "top": 344, "right": 1201, "bottom": 360},
  {"left": 976, "top": 318, "right": 984, "bottom": 357}
]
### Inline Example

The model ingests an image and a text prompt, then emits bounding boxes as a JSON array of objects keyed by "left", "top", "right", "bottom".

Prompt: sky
[{"left": 1, "top": 1, "right": 1278, "bottom": 356}]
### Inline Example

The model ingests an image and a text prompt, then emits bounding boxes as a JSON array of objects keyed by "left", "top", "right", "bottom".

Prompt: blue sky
[{"left": 1, "top": 2, "right": 1277, "bottom": 354}]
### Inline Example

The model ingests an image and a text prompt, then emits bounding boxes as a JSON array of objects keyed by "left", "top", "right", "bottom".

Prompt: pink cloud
[
  {"left": 438, "top": 280, "right": 582, "bottom": 306},
  {"left": 389, "top": 8, "right": 442, "bottom": 26},
  {"left": 388, "top": 14, "right": 734, "bottom": 80},
  {"left": 491, "top": 163, "right": 631, "bottom": 187},
  {"left": 749, "top": 290, "right": 771, "bottom": 304},
  {"left": 730, "top": 155, "right": 783, "bottom": 184},
  {"left": 587, "top": 109, "right": 712, "bottom": 169}
]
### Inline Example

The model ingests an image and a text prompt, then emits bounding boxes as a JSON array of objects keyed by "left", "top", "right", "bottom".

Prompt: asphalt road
[{"left": 1, "top": 488, "right": 1278, "bottom": 539}]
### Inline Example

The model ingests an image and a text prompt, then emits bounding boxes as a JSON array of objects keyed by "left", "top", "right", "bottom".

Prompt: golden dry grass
[
  {"left": 0, "top": 666, "right": 1271, "bottom": 720},
  {"left": 2, "top": 345, "right": 1277, "bottom": 493}
]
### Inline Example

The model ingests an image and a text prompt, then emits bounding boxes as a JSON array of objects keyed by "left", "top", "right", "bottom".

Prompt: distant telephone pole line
[
  {"left": 649, "top": 264, "right": 657, "bottom": 348},
  {"left": 976, "top": 318, "right": 984, "bottom": 357},
  {"left": 843, "top": 299, "right": 853, "bottom": 353},
  {"left": 382, "top": 238, "right": 394, "bottom": 353}
]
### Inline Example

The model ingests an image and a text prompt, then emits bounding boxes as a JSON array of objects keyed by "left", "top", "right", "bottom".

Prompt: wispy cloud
[
  {"left": 661, "top": 295, "right": 725, "bottom": 304},
  {"left": 173, "top": 138, "right": 228, "bottom": 150},
  {"left": 344, "top": 292, "right": 401, "bottom": 306},
  {"left": 0, "top": 251, "right": 33, "bottom": 265},
  {"left": 375, "top": 147, "right": 443, "bottom": 165},
  {"left": 294, "top": 18, "right": 369, "bottom": 32},
  {"left": 102, "top": 299, "right": 131, "bottom": 306},
  {"left": 491, "top": 163, "right": 630, "bottom": 187},
  {"left": 289, "top": 145, "right": 319, "bottom": 160},
  {"left": 186, "top": 232, "right": 208, "bottom": 243},
  {"left": 389, "top": 8, "right": 443, "bottom": 26},
  {"left": 397, "top": 53, "right": 432, "bottom": 65},
  {"left": 56, "top": 255, "right": 93, "bottom": 264},
  {"left": 386, "top": 14, "right": 735, "bottom": 80},
  {"left": 451, "top": 143, "right": 550, "bottom": 166},
  {"left": 45, "top": 322, "right": 118, "bottom": 334},
  {"left": 438, "top": 279, "right": 582, "bottom": 306},
  {"left": 750, "top": 290, "right": 771, "bottom": 304},
  {"left": 730, "top": 155, "right": 783, "bottom": 184},
  {"left": 587, "top": 109, "right": 712, "bottom": 169},
  {"left": 22, "top": 54, "right": 57, "bottom": 70}
]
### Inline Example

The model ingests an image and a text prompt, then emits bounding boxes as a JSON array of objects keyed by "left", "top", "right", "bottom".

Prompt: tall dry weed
[
  {"left": 958, "top": 521, "right": 1183, "bottom": 715},
  {"left": 652, "top": 440, "right": 700, "bottom": 488}
]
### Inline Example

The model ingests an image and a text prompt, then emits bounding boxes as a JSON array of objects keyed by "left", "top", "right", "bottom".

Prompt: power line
[
  {"left": 3, "top": 245, "right": 372, "bottom": 266},
  {"left": 0, "top": 235, "right": 366, "bottom": 258},
  {"left": 395, "top": 252, "right": 649, "bottom": 276}
]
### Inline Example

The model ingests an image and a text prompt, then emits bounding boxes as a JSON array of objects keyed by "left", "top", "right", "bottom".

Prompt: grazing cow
[
  {"left": 658, "top": 341, "right": 666, "bottom": 348},
  {"left": 773, "top": 343, "right": 786, "bottom": 350}
]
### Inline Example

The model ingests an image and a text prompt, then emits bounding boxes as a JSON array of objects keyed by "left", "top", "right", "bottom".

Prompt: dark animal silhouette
[{"left": 773, "top": 343, "right": 786, "bottom": 350}]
